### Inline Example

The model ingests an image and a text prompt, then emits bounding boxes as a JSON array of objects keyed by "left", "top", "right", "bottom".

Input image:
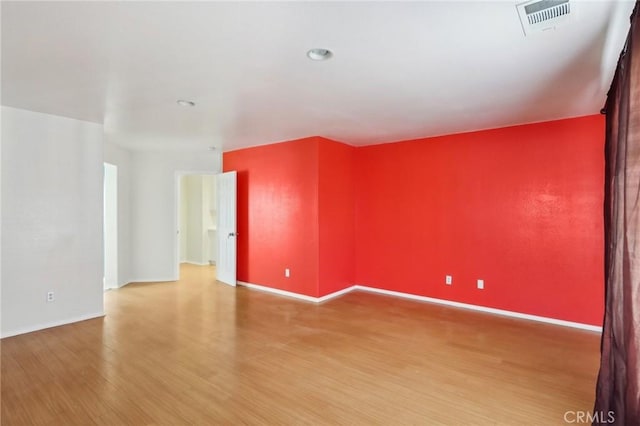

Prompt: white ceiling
[{"left": 1, "top": 1, "right": 635, "bottom": 152}]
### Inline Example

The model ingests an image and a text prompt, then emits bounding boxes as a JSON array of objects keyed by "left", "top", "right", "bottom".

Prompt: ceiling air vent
[{"left": 517, "top": 0, "right": 571, "bottom": 36}]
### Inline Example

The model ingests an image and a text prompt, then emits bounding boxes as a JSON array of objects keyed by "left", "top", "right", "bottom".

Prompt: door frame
[
  {"left": 174, "top": 170, "right": 218, "bottom": 280},
  {"left": 103, "top": 162, "right": 118, "bottom": 289}
]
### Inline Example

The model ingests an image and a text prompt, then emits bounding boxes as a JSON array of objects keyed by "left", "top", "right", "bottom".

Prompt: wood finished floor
[{"left": 1, "top": 264, "right": 601, "bottom": 425}]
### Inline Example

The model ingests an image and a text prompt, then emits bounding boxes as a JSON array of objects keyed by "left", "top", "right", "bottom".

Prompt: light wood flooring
[{"left": 1, "top": 264, "right": 601, "bottom": 425}]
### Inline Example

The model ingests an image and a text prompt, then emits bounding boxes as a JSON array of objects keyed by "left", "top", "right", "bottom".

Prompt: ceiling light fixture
[
  {"left": 208, "top": 146, "right": 217, "bottom": 151},
  {"left": 307, "top": 48, "right": 333, "bottom": 61},
  {"left": 177, "top": 100, "right": 195, "bottom": 107}
]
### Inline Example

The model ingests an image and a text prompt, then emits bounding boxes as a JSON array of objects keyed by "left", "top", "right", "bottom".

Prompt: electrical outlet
[
  {"left": 477, "top": 279, "right": 484, "bottom": 290},
  {"left": 445, "top": 275, "right": 452, "bottom": 285},
  {"left": 47, "top": 291, "right": 55, "bottom": 302},
  {"left": 285, "top": 268, "right": 290, "bottom": 278}
]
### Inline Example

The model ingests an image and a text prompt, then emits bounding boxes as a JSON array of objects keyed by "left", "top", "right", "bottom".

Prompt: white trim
[
  {"left": 317, "top": 286, "right": 357, "bottom": 302},
  {"left": 128, "top": 277, "right": 177, "bottom": 283},
  {"left": 237, "top": 281, "right": 356, "bottom": 303},
  {"left": 1, "top": 311, "right": 105, "bottom": 339},
  {"left": 181, "top": 261, "right": 210, "bottom": 266},
  {"left": 235, "top": 280, "right": 601, "bottom": 332},
  {"left": 352, "top": 285, "right": 602, "bottom": 332}
]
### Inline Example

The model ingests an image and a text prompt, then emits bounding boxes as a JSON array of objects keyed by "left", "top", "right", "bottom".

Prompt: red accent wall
[
  {"left": 355, "top": 115, "right": 604, "bottom": 325},
  {"left": 224, "top": 115, "right": 605, "bottom": 325},
  {"left": 223, "top": 137, "right": 320, "bottom": 297},
  {"left": 224, "top": 137, "right": 357, "bottom": 297},
  {"left": 318, "top": 139, "right": 356, "bottom": 296}
]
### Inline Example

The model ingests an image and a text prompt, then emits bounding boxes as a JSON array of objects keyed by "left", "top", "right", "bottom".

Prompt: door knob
[{"left": 228, "top": 232, "right": 236, "bottom": 237}]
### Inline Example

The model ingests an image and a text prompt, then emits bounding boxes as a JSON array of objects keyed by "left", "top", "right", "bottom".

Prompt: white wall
[
  {"left": 180, "top": 176, "right": 188, "bottom": 262},
  {"left": 1, "top": 104, "right": 3, "bottom": 335},
  {"left": 204, "top": 175, "right": 217, "bottom": 264},
  {"left": 185, "top": 175, "right": 205, "bottom": 264},
  {"left": 130, "top": 151, "right": 220, "bottom": 281},
  {"left": 103, "top": 163, "right": 118, "bottom": 289},
  {"left": 103, "top": 141, "right": 132, "bottom": 287},
  {"left": 1, "top": 107, "right": 104, "bottom": 337}
]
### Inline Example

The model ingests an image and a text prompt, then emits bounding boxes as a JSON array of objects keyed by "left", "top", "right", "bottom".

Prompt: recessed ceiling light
[
  {"left": 307, "top": 48, "right": 333, "bottom": 61},
  {"left": 177, "top": 100, "right": 195, "bottom": 107}
]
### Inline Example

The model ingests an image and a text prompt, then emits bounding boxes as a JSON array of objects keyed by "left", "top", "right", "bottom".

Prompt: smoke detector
[{"left": 517, "top": 0, "right": 572, "bottom": 36}]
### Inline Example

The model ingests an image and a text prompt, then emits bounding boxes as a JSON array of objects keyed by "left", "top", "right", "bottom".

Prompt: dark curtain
[{"left": 594, "top": 2, "right": 640, "bottom": 425}]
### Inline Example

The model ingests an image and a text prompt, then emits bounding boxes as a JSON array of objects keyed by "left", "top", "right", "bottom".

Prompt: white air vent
[{"left": 517, "top": 0, "right": 572, "bottom": 36}]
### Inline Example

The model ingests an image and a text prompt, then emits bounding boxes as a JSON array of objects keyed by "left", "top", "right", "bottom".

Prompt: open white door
[{"left": 216, "top": 171, "right": 237, "bottom": 286}]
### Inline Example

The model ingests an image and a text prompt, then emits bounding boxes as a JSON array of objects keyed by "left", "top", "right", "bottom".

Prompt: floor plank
[{"left": 1, "top": 264, "right": 601, "bottom": 425}]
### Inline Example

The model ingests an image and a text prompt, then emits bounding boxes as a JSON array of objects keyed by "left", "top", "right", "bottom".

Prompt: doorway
[
  {"left": 103, "top": 163, "right": 118, "bottom": 290},
  {"left": 177, "top": 174, "right": 218, "bottom": 278}
]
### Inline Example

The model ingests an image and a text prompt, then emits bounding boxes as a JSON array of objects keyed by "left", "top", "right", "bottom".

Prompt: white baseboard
[
  {"left": 181, "top": 261, "right": 209, "bottom": 266},
  {"left": 236, "top": 281, "right": 601, "bottom": 332},
  {"left": 352, "top": 285, "right": 602, "bottom": 332},
  {"left": 317, "top": 286, "right": 357, "bottom": 302},
  {"left": 104, "top": 281, "right": 118, "bottom": 290},
  {"left": 237, "top": 281, "right": 357, "bottom": 303},
  {"left": 128, "top": 277, "right": 177, "bottom": 284},
  {"left": 1, "top": 311, "right": 105, "bottom": 339}
]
